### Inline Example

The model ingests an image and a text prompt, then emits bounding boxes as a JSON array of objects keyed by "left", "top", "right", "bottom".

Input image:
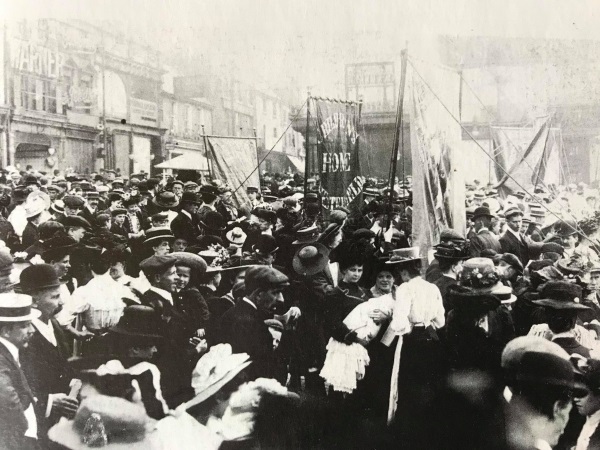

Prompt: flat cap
[
  {"left": 62, "top": 216, "right": 92, "bottom": 230},
  {"left": 139, "top": 255, "right": 177, "bottom": 276},
  {"left": 0, "top": 248, "right": 13, "bottom": 275},
  {"left": 62, "top": 195, "right": 85, "bottom": 209},
  {"left": 439, "top": 229, "right": 465, "bottom": 242},
  {"left": 111, "top": 208, "right": 127, "bottom": 217},
  {"left": 245, "top": 266, "right": 289, "bottom": 293}
]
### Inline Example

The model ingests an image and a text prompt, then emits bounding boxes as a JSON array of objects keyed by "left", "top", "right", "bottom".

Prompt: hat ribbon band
[
  {"left": 0, "top": 306, "right": 32, "bottom": 317},
  {"left": 300, "top": 253, "right": 323, "bottom": 266}
]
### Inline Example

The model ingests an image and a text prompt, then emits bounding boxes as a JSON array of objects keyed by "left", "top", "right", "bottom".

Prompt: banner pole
[
  {"left": 304, "top": 91, "right": 311, "bottom": 197},
  {"left": 201, "top": 125, "right": 212, "bottom": 181},
  {"left": 253, "top": 127, "right": 261, "bottom": 188},
  {"left": 386, "top": 49, "right": 408, "bottom": 230}
]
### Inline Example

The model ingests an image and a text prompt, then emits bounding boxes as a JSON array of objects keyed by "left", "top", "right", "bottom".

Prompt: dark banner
[{"left": 314, "top": 99, "right": 364, "bottom": 210}]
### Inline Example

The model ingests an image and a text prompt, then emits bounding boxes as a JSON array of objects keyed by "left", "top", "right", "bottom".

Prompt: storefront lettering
[{"left": 12, "top": 39, "right": 65, "bottom": 78}]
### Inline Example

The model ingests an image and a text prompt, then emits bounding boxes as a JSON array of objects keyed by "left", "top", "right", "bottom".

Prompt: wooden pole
[
  {"left": 201, "top": 125, "right": 212, "bottom": 180},
  {"left": 303, "top": 92, "right": 311, "bottom": 196},
  {"left": 386, "top": 49, "right": 408, "bottom": 230},
  {"left": 253, "top": 127, "right": 261, "bottom": 188}
]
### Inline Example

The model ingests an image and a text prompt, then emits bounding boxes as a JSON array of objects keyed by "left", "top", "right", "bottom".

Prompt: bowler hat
[
  {"left": 180, "top": 191, "right": 201, "bottom": 204},
  {"left": 20, "top": 264, "right": 60, "bottom": 293},
  {"left": 293, "top": 243, "right": 330, "bottom": 276},
  {"left": 533, "top": 281, "right": 590, "bottom": 311},
  {"left": 253, "top": 235, "right": 279, "bottom": 255},
  {"left": 510, "top": 351, "right": 587, "bottom": 396},
  {"left": 62, "top": 216, "right": 92, "bottom": 231},
  {"left": 152, "top": 191, "right": 179, "bottom": 209},
  {"left": 109, "top": 305, "right": 163, "bottom": 340},
  {"left": 472, "top": 206, "right": 495, "bottom": 220}
]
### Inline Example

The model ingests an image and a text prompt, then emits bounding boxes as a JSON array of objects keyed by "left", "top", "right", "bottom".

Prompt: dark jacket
[
  {"left": 218, "top": 299, "right": 276, "bottom": 379},
  {"left": 173, "top": 287, "right": 210, "bottom": 333},
  {"left": 0, "top": 341, "right": 36, "bottom": 449},
  {"left": 170, "top": 211, "right": 200, "bottom": 243},
  {"left": 500, "top": 230, "right": 542, "bottom": 267},
  {"left": 434, "top": 275, "right": 459, "bottom": 312},
  {"left": 552, "top": 336, "right": 590, "bottom": 358},
  {"left": 21, "top": 222, "right": 39, "bottom": 249},
  {"left": 323, "top": 287, "right": 365, "bottom": 343},
  {"left": 20, "top": 320, "right": 73, "bottom": 437},
  {"left": 469, "top": 229, "right": 502, "bottom": 257}
]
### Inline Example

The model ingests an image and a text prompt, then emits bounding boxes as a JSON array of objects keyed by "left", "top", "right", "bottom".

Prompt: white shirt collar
[
  {"left": 0, "top": 336, "right": 19, "bottom": 362},
  {"left": 577, "top": 409, "right": 600, "bottom": 450},
  {"left": 534, "top": 439, "right": 552, "bottom": 450},
  {"left": 477, "top": 226, "right": 489, "bottom": 234},
  {"left": 242, "top": 297, "right": 257, "bottom": 310},
  {"left": 506, "top": 226, "right": 522, "bottom": 239},
  {"left": 32, "top": 318, "right": 57, "bottom": 347},
  {"left": 181, "top": 210, "right": 192, "bottom": 220},
  {"left": 150, "top": 287, "right": 173, "bottom": 305}
]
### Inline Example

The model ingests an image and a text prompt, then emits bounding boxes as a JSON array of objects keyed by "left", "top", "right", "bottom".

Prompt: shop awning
[
  {"left": 155, "top": 153, "right": 209, "bottom": 171},
  {"left": 286, "top": 155, "right": 305, "bottom": 173}
]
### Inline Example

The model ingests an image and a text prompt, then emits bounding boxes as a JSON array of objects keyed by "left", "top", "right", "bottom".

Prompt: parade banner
[
  {"left": 314, "top": 99, "right": 364, "bottom": 210},
  {"left": 491, "top": 118, "right": 560, "bottom": 195},
  {"left": 206, "top": 136, "right": 260, "bottom": 207},
  {"left": 409, "top": 62, "right": 466, "bottom": 254}
]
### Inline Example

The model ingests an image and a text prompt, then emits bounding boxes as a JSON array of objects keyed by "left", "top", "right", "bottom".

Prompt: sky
[{"left": 4, "top": 0, "right": 600, "bottom": 101}]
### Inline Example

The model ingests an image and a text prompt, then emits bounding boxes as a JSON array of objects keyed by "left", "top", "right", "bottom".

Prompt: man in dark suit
[
  {"left": 500, "top": 206, "right": 542, "bottom": 267},
  {"left": 170, "top": 192, "right": 201, "bottom": 243},
  {"left": 0, "top": 293, "right": 39, "bottom": 449},
  {"left": 78, "top": 191, "right": 100, "bottom": 225},
  {"left": 575, "top": 358, "right": 600, "bottom": 450},
  {"left": 218, "top": 266, "right": 290, "bottom": 380},
  {"left": 19, "top": 265, "right": 78, "bottom": 441},
  {"left": 469, "top": 206, "right": 502, "bottom": 257}
]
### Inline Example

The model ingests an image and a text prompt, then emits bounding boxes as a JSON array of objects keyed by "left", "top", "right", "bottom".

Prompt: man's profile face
[{"left": 256, "top": 288, "right": 284, "bottom": 315}]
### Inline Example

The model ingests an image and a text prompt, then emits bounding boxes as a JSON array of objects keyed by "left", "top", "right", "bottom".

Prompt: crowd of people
[{"left": 2, "top": 165, "right": 600, "bottom": 449}]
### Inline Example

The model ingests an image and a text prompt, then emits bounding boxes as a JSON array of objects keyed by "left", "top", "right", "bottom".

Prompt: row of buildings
[{"left": 0, "top": 19, "right": 305, "bottom": 178}]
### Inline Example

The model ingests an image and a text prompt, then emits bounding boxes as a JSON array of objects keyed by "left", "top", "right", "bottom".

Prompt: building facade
[{"left": 1, "top": 19, "right": 166, "bottom": 176}]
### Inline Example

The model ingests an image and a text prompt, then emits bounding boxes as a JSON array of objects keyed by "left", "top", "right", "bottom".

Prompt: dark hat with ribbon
[
  {"left": 180, "top": 191, "right": 201, "bottom": 204},
  {"left": 446, "top": 284, "right": 500, "bottom": 315},
  {"left": 434, "top": 241, "right": 470, "bottom": 261},
  {"left": 532, "top": 281, "right": 589, "bottom": 311},
  {"left": 111, "top": 208, "right": 127, "bottom": 217},
  {"left": 252, "top": 235, "right": 279, "bottom": 255},
  {"left": 293, "top": 243, "right": 330, "bottom": 276},
  {"left": 139, "top": 255, "right": 177, "bottom": 277},
  {"left": 251, "top": 207, "right": 277, "bottom": 224},
  {"left": 41, "top": 235, "right": 78, "bottom": 262},
  {"left": 385, "top": 247, "right": 421, "bottom": 265}
]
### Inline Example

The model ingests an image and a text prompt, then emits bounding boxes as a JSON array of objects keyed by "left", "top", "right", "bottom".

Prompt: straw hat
[
  {"left": 292, "top": 243, "right": 330, "bottom": 276},
  {"left": 0, "top": 293, "right": 40, "bottom": 322}
]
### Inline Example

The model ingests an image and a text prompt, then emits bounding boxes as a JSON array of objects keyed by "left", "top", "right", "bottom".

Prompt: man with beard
[
  {"left": 0, "top": 293, "right": 39, "bottom": 449},
  {"left": 19, "top": 265, "right": 79, "bottom": 443},
  {"left": 218, "top": 266, "right": 289, "bottom": 379}
]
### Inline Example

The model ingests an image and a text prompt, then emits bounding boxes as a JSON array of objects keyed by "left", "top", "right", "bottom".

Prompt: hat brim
[
  {"left": 199, "top": 222, "right": 226, "bottom": 232},
  {"left": 292, "top": 243, "right": 330, "bottom": 276},
  {"left": 532, "top": 299, "right": 591, "bottom": 311},
  {"left": 48, "top": 419, "right": 153, "bottom": 450},
  {"left": 144, "top": 235, "right": 175, "bottom": 246},
  {"left": 385, "top": 257, "right": 421, "bottom": 265},
  {"left": 435, "top": 254, "right": 470, "bottom": 262},
  {"left": 0, "top": 308, "right": 41, "bottom": 322},
  {"left": 152, "top": 198, "right": 179, "bottom": 209},
  {"left": 513, "top": 375, "right": 588, "bottom": 398},
  {"left": 184, "top": 360, "right": 252, "bottom": 410},
  {"left": 108, "top": 325, "right": 163, "bottom": 340}
]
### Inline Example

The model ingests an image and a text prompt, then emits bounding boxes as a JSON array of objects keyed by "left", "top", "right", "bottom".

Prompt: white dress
[{"left": 320, "top": 294, "right": 395, "bottom": 394}]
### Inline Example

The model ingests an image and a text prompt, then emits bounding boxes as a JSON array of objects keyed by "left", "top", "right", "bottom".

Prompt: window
[
  {"left": 273, "top": 101, "right": 277, "bottom": 119},
  {"left": 21, "top": 75, "right": 37, "bottom": 110},
  {"left": 273, "top": 127, "right": 278, "bottom": 138},
  {"left": 42, "top": 80, "right": 57, "bottom": 113},
  {"left": 263, "top": 97, "right": 267, "bottom": 114}
]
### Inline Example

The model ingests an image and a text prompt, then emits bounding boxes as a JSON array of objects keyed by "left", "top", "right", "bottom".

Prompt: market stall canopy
[
  {"left": 286, "top": 155, "right": 305, "bottom": 173},
  {"left": 155, "top": 153, "right": 209, "bottom": 171}
]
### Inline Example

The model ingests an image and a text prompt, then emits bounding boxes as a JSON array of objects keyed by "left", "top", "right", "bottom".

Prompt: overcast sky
[{"left": 4, "top": 0, "right": 600, "bottom": 101}]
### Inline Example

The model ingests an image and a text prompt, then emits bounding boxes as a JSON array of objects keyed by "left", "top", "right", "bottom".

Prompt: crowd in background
[{"left": 2, "top": 165, "right": 600, "bottom": 449}]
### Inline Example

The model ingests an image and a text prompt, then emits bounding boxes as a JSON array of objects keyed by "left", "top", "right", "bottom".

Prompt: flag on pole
[
  {"left": 409, "top": 61, "right": 466, "bottom": 253},
  {"left": 314, "top": 99, "right": 364, "bottom": 211}
]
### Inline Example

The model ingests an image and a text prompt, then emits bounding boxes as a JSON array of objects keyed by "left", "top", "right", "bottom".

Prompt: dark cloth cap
[
  {"left": 500, "top": 253, "right": 524, "bottom": 275},
  {"left": 245, "top": 266, "right": 289, "bottom": 293},
  {"left": 527, "top": 259, "right": 555, "bottom": 272},
  {"left": 480, "top": 249, "right": 498, "bottom": 258},
  {"left": 62, "top": 216, "right": 92, "bottom": 231},
  {"left": 439, "top": 229, "right": 465, "bottom": 242},
  {"left": 200, "top": 211, "right": 226, "bottom": 231},
  {"left": 0, "top": 248, "right": 13, "bottom": 274},
  {"left": 63, "top": 195, "right": 85, "bottom": 209},
  {"left": 576, "top": 358, "right": 600, "bottom": 393},
  {"left": 246, "top": 186, "right": 259, "bottom": 194},
  {"left": 20, "top": 264, "right": 60, "bottom": 293},
  {"left": 139, "top": 255, "right": 177, "bottom": 277},
  {"left": 111, "top": 208, "right": 127, "bottom": 217},
  {"left": 541, "top": 242, "right": 564, "bottom": 255},
  {"left": 109, "top": 305, "right": 163, "bottom": 340},
  {"left": 352, "top": 228, "right": 376, "bottom": 240},
  {"left": 533, "top": 281, "right": 588, "bottom": 311}
]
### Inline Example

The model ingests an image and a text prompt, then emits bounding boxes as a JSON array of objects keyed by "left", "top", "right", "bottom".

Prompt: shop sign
[
  {"left": 12, "top": 39, "right": 65, "bottom": 78},
  {"left": 130, "top": 98, "right": 158, "bottom": 126}
]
